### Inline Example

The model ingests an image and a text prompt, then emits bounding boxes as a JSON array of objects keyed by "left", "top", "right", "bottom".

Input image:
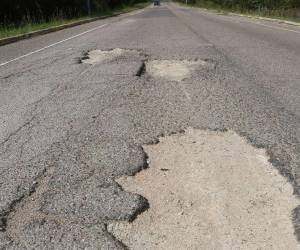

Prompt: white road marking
[{"left": 0, "top": 24, "right": 108, "bottom": 67}]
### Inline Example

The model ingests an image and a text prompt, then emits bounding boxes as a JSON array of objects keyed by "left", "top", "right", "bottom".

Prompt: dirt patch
[
  {"left": 146, "top": 59, "right": 209, "bottom": 81},
  {"left": 81, "top": 48, "right": 134, "bottom": 64},
  {"left": 108, "top": 128, "right": 300, "bottom": 249}
]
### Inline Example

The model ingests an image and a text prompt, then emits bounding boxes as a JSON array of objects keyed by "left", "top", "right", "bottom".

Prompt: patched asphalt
[{"left": 0, "top": 2, "right": 300, "bottom": 249}]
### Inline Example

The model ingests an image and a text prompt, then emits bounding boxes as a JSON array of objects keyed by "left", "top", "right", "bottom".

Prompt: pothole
[
  {"left": 145, "top": 59, "right": 211, "bottom": 81},
  {"left": 136, "top": 61, "right": 146, "bottom": 77},
  {"left": 81, "top": 48, "right": 135, "bottom": 64},
  {"left": 0, "top": 217, "right": 6, "bottom": 232},
  {"left": 108, "top": 128, "right": 300, "bottom": 249}
]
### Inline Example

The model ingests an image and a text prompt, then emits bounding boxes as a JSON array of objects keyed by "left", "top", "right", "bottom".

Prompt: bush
[
  {"left": 0, "top": 0, "right": 141, "bottom": 25},
  {"left": 178, "top": 0, "right": 300, "bottom": 18}
]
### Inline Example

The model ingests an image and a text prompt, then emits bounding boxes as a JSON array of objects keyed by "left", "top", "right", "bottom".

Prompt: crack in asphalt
[
  {"left": 0, "top": 168, "right": 47, "bottom": 230},
  {"left": 0, "top": 49, "right": 154, "bottom": 248},
  {"left": 135, "top": 60, "right": 147, "bottom": 77},
  {"left": 0, "top": 115, "right": 37, "bottom": 152}
]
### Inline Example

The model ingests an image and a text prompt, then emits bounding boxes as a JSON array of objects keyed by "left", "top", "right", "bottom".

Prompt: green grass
[
  {"left": 178, "top": 0, "right": 300, "bottom": 24},
  {"left": 0, "top": 17, "right": 91, "bottom": 39},
  {"left": 0, "top": 2, "right": 149, "bottom": 40}
]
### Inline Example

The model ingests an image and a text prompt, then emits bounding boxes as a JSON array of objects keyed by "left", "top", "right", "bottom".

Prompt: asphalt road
[{"left": 0, "top": 2, "right": 300, "bottom": 249}]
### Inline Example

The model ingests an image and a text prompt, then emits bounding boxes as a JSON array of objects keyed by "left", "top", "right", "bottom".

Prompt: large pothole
[
  {"left": 108, "top": 128, "right": 300, "bottom": 249},
  {"left": 81, "top": 48, "right": 138, "bottom": 64},
  {"left": 145, "top": 59, "right": 212, "bottom": 81}
]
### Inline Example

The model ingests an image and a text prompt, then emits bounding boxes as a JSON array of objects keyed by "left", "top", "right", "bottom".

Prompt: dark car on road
[{"left": 154, "top": 0, "right": 160, "bottom": 6}]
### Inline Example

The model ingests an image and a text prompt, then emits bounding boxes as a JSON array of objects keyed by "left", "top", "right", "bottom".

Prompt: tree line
[
  {"left": 0, "top": 0, "right": 143, "bottom": 25},
  {"left": 179, "top": 0, "right": 300, "bottom": 17},
  {"left": 210, "top": 0, "right": 300, "bottom": 9}
]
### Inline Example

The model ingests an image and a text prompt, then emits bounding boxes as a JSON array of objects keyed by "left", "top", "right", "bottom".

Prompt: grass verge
[
  {"left": 0, "top": 2, "right": 149, "bottom": 40},
  {"left": 177, "top": 0, "right": 300, "bottom": 24}
]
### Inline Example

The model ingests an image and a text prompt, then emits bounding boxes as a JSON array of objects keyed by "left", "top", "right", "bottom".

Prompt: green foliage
[
  {"left": 179, "top": 0, "right": 300, "bottom": 18},
  {"left": 0, "top": 0, "right": 145, "bottom": 25},
  {"left": 0, "top": 2, "right": 148, "bottom": 39},
  {"left": 180, "top": 0, "right": 300, "bottom": 10}
]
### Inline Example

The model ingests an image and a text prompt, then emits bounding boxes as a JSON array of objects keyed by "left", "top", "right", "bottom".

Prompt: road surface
[{"left": 0, "top": 2, "right": 300, "bottom": 249}]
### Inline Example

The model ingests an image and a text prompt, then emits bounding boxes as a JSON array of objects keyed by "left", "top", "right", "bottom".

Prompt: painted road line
[{"left": 0, "top": 24, "right": 108, "bottom": 68}]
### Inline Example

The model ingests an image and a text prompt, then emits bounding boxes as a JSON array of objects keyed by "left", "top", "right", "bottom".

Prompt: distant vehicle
[{"left": 154, "top": 0, "right": 160, "bottom": 6}]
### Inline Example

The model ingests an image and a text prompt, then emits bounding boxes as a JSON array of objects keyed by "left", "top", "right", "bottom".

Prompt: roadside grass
[
  {"left": 0, "top": 2, "right": 149, "bottom": 40},
  {"left": 0, "top": 17, "right": 90, "bottom": 39},
  {"left": 178, "top": 0, "right": 300, "bottom": 24}
]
